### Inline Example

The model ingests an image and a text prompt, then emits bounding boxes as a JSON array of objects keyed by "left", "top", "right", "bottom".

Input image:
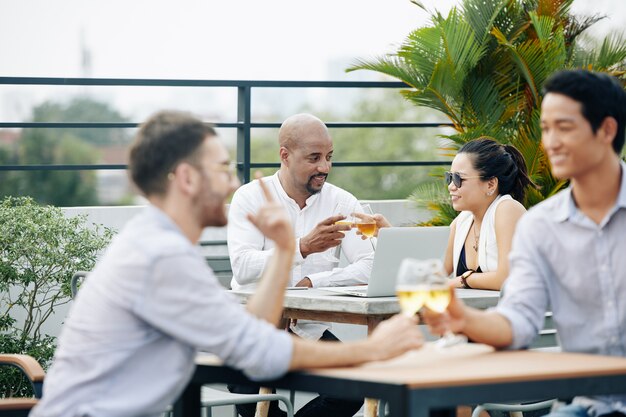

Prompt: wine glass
[
  {"left": 354, "top": 203, "right": 377, "bottom": 251},
  {"left": 322, "top": 202, "right": 355, "bottom": 264},
  {"left": 425, "top": 268, "right": 468, "bottom": 348},
  {"left": 395, "top": 258, "right": 430, "bottom": 317}
]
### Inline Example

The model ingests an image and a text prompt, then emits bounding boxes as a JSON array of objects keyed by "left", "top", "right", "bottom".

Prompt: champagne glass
[
  {"left": 355, "top": 203, "right": 376, "bottom": 251},
  {"left": 425, "top": 269, "right": 468, "bottom": 348},
  {"left": 395, "top": 258, "right": 430, "bottom": 317}
]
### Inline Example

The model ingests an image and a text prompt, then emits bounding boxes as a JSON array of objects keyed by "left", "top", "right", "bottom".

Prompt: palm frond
[
  {"left": 491, "top": 27, "right": 541, "bottom": 104},
  {"left": 409, "top": 0, "right": 427, "bottom": 12},
  {"left": 518, "top": 35, "right": 566, "bottom": 95},
  {"left": 513, "top": 109, "right": 544, "bottom": 176},
  {"left": 408, "top": 182, "right": 457, "bottom": 226},
  {"left": 565, "top": 13, "right": 606, "bottom": 44},
  {"left": 461, "top": 0, "right": 508, "bottom": 45},
  {"left": 596, "top": 35, "right": 626, "bottom": 70},
  {"left": 399, "top": 27, "right": 443, "bottom": 78},
  {"left": 536, "top": 0, "right": 573, "bottom": 19},
  {"left": 401, "top": 89, "right": 463, "bottom": 129},
  {"left": 347, "top": 56, "right": 426, "bottom": 89},
  {"left": 463, "top": 75, "right": 507, "bottom": 127},
  {"left": 438, "top": 8, "right": 488, "bottom": 81},
  {"left": 528, "top": 12, "right": 555, "bottom": 45}
]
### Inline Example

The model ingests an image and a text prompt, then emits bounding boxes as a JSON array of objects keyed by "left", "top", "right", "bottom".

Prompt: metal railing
[{"left": 0, "top": 77, "right": 454, "bottom": 183}]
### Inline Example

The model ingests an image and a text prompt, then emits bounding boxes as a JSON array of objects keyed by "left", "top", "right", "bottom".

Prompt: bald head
[
  {"left": 278, "top": 113, "right": 330, "bottom": 150},
  {"left": 277, "top": 114, "right": 333, "bottom": 201}
]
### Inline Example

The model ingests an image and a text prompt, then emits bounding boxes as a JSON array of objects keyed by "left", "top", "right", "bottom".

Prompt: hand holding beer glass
[{"left": 395, "top": 258, "right": 467, "bottom": 347}]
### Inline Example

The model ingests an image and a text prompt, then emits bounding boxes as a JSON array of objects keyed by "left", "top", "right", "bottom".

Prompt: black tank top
[{"left": 456, "top": 245, "right": 483, "bottom": 276}]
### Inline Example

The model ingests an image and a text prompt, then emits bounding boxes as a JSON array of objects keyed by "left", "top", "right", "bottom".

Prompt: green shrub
[{"left": 0, "top": 196, "right": 113, "bottom": 397}]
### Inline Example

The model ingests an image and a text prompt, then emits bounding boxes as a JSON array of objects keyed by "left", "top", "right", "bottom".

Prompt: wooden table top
[{"left": 303, "top": 343, "right": 626, "bottom": 389}]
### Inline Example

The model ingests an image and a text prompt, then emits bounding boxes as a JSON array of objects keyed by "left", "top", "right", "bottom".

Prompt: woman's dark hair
[{"left": 459, "top": 138, "right": 535, "bottom": 203}]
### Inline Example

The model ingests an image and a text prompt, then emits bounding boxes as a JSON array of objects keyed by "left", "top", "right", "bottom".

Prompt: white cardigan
[{"left": 452, "top": 194, "right": 512, "bottom": 275}]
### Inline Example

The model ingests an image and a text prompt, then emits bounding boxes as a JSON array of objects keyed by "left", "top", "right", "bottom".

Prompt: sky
[{"left": 0, "top": 0, "right": 625, "bottom": 120}]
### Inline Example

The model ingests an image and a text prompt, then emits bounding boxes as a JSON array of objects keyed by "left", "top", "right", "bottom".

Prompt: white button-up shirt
[
  {"left": 228, "top": 172, "right": 374, "bottom": 339},
  {"left": 31, "top": 206, "right": 292, "bottom": 417},
  {"left": 497, "top": 161, "right": 626, "bottom": 416}
]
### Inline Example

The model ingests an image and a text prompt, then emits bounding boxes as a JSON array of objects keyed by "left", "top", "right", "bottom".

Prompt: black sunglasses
[{"left": 444, "top": 171, "right": 482, "bottom": 188}]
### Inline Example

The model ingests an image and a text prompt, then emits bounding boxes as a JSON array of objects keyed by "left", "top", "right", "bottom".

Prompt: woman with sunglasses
[
  {"left": 441, "top": 138, "right": 534, "bottom": 290},
  {"left": 355, "top": 138, "right": 534, "bottom": 290}
]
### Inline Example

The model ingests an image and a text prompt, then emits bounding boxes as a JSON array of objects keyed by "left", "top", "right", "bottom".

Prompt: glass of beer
[
  {"left": 355, "top": 204, "right": 376, "bottom": 250},
  {"left": 332, "top": 202, "right": 355, "bottom": 230}
]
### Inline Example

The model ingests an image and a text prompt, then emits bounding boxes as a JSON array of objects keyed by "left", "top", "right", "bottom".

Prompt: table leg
[
  {"left": 255, "top": 386, "right": 273, "bottom": 417},
  {"left": 254, "top": 318, "right": 290, "bottom": 417},
  {"left": 172, "top": 381, "right": 201, "bottom": 417},
  {"left": 364, "top": 317, "right": 385, "bottom": 417}
]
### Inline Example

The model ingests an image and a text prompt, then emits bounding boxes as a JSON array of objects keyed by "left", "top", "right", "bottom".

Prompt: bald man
[{"left": 227, "top": 114, "right": 374, "bottom": 417}]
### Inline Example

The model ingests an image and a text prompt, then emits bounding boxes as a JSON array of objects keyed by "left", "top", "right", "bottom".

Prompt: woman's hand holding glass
[
  {"left": 353, "top": 204, "right": 377, "bottom": 250},
  {"left": 353, "top": 209, "right": 392, "bottom": 240}
]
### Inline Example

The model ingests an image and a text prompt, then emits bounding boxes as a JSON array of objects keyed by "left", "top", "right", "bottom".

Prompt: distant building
[
  {"left": 0, "top": 129, "right": 20, "bottom": 147},
  {"left": 96, "top": 145, "right": 135, "bottom": 205}
]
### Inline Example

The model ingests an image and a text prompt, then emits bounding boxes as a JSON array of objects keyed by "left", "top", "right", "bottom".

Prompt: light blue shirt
[
  {"left": 497, "top": 161, "right": 626, "bottom": 416},
  {"left": 31, "top": 205, "right": 293, "bottom": 417}
]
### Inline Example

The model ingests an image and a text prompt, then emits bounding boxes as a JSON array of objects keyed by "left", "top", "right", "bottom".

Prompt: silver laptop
[{"left": 322, "top": 226, "right": 450, "bottom": 297}]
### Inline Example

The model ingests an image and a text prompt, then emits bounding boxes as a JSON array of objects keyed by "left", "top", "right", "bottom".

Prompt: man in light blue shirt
[
  {"left": 425, "top": 70, "right": 626, "bottom": 417},
  {"left": 31, "top": 111, "right": 423, "bottom": 417}
]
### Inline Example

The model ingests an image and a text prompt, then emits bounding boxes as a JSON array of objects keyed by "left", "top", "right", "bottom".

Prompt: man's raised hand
[{"left": 246, "top": 172, "right": 295, "bottom": 252}]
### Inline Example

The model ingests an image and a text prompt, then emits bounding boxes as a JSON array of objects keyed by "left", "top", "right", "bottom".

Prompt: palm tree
[{"left": 348, "top": 0, "right": 626, "bottom": 225}]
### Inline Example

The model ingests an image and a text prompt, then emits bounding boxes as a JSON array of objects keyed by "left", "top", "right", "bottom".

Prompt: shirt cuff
[
  {"left": 244, "top": 330, "right": 293, "bottom": 381},
  {"left": 493, "top": 305, "right": 535, "bottom": 350},
  {"left": 293, "top": 238, "right": 305, "bottom": 266},
  {"left": 306, "top": 270, "right": 333, "bottom": 288}
]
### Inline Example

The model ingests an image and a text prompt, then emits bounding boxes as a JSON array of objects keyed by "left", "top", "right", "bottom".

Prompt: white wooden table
[{"left": 230, "top": 288, "right": 500, "bottom": 332}]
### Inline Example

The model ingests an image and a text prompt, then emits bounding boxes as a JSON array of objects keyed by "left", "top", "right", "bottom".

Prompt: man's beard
[{"left": 306, "top": 173, "right": 327, "bottom": 195}]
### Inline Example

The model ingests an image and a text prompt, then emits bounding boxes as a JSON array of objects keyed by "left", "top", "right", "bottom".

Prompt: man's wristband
[{"left": 460, "top": 269, "right": 475, "bottom": 289}]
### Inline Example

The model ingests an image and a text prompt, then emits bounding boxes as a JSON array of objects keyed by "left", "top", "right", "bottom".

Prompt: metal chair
[
  {"left": 202, "top": 386, "right": 294, "bottom": 417},
  {"left": 0, "top": 354, "right": 45, "bottom": 417},
  {"left": 471, "top": 400, "right": 557, "bottom": 417},
  {"left": 470, "top": 312, "right": 560, "bottom": 417},
  {"left": 70, "top": 271, "right": 294, "bottom": 417}
]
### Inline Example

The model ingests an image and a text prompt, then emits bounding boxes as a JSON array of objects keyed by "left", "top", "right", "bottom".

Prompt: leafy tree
[
  {"left": 31, "top": 97, "right": 129, "bottom": 146},
  {"left": 348, "top": 0, "right": 626, "bottom": 224},
  {"left": 0, "top": 196, "right": 113, "bottom": 397},
  {"left": 0, "top": 97, "right": 130, "bottom": 206}
]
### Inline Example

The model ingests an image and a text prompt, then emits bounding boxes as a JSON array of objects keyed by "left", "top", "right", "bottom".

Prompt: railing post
[{"left": 237, "top": 85, "right": 251, "bottom": 184}]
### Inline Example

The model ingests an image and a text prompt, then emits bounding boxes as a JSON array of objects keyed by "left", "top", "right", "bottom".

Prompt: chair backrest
[
  {"left": 0, "top": 354, "right": 45, "bottom": 416},
  {"left": 70, "top": 271, "right": 89, "bottom": 299},
  {"left": 529, "top": 312, "right": 559, "bottom": 350}
]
